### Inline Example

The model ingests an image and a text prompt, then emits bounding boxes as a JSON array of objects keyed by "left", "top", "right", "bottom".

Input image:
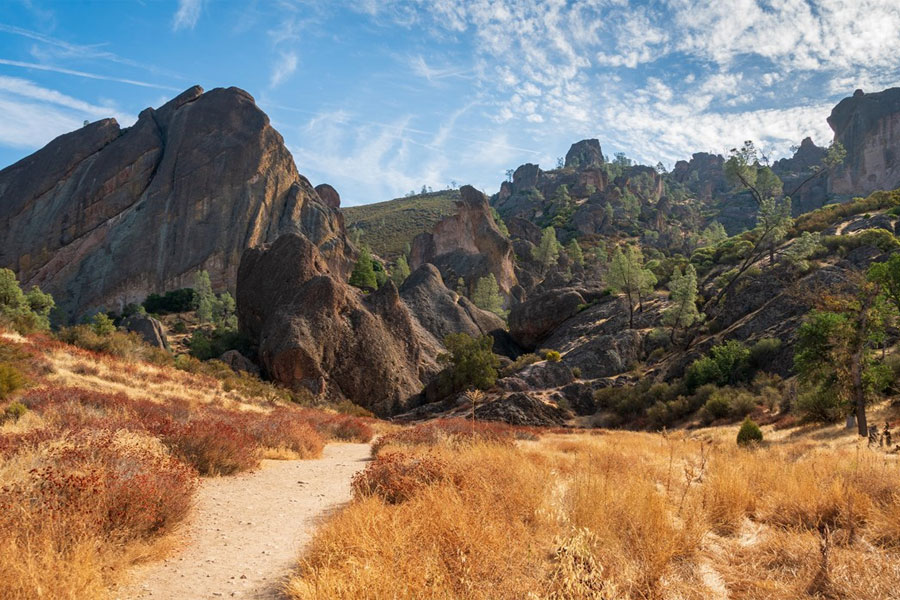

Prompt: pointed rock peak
[
  {"left": 160, "top": 85, "right": 204, "bottom": 112},
  {"left": 565, "top": 139, "right": 605, "bottom": 169},
  {"left": 458, "top": 184, "right": 488, "bottom": 208}
]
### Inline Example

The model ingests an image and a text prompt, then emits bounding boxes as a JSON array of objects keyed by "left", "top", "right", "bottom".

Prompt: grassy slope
[{"left": 343, "top": 190, "right": 459, "bottom": 260}]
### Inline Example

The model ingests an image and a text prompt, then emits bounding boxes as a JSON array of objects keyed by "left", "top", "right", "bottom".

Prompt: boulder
[
  {"left": 314, "top": 183, "right": 341, "bottom": 209},
  {"left": 474, "top": 392, "right": 569, "bottom": 427},
  {"left": 122, "top": 314, "right": 169, "bottom": 350},
  {"left": 843, "top": 214, "right": 895, "bottom": 234},
  {"left": 236, "top": 232, "right": 439, "bottom": 416},
  {"left": 219, "top": 349, "right": 260, "bottom": 376},
  {"left": 399, "top": 264, "right": 505, "bottom": 342},
  {"left": 565, "top": 139, "right": 605, "bottom": 169},
  {"left": 508, "top": 288, "right": 586, "bottom": 349},
  {"left": 517, "top": 360, "right": 574, "bottom": 389},
  {"left": 0, "top": 85, "right": 352, "bottom": 321},
  {"left": 409, "top": 185, "right": 517, "bottom": 298},
  {"left": 828, "top": 87, "right": 900, "bottom": 196}
]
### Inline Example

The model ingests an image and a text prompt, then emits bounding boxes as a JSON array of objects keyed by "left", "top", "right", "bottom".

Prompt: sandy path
[{"left": 116, "top": 443, "right": 371, "bottom": 600}]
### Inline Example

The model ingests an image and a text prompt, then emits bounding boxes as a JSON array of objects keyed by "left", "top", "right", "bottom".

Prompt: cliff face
[
  {"left": 410, "top": 185, "right": 518, "bottom": 298},
  {"left": 0, "top": 85, "right": 351, "bottom": 321},
  {"left": 828, "top": 87, "right": 900, "bottom": 196}
]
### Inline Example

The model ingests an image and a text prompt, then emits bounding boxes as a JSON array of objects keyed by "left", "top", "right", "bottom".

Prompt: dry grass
[
  {"left": 0, "top": 329, "right": 376, "bottom": 598},
  {"left": 288, "top": 426, "right": 900, "bottom": 600}
]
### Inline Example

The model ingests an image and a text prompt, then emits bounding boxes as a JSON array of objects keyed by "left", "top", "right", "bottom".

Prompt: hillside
[{"left": 343, "top": 190, "right": 459, "bottom": 260}]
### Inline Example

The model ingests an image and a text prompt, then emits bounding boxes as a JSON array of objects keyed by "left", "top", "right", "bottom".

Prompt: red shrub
[
  {"left": 244, "top": 408, "right": 325, "bottom": 458},
  {"left": 0, "top": 429, "right": 197, "bottom": 541},
  {"left": 351, "top": 451, "right": 455, "bottom": 504},
  {"left": 318, "top": 414, "right": 374, "bottom": 443},
  {"left": 163, "top": 417, "right": 259, "bottom": 475},
  {"left": 372, "top": 418, "right": 522, "bottom": 455}
]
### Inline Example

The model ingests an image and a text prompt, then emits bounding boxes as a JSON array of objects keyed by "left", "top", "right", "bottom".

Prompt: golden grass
[{"left": 288, "top": 429, "right": 900, "bottom": 600}]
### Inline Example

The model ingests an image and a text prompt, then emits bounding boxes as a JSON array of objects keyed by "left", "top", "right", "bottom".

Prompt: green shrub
[
  {"left": 0, "top": 268, "right": 55, "bottom": 334},
  {"left": 172, "top": 320, "right": 188, "bottom": 334},
  {"left": 794, "top": 387, "right": 843, "bottom": 423},
  {"left": 188, "top": 328, "right": 251, "bottom": 361},
  {"left": 2, "top": 400, "right": 28, "bottom": 423},
  {"left": 729, "top": 390, "right": 756, "bottom": 417},
  {"left": 686, "top": 356, "right": 720, "bottom": 389},
  {"left": 686, "top": 340, "right": 750, "bottom": 389},
  {"left": 58, "top": 325, "right": 172, "bottom": 365},
  {"left": 0, "top": 363, "right": 26, "bottom": 399},
  {"left": 143, "top": 288, "right": 196, "bottom": 314},
  {"left": 571, "top": 366, "right": 582, "bottom": 378},
  {"left": 500, "top": 353, "right": 540, "bottom": 377},
  {"left": 545, "top": 350, "right": 561, "bottom": 363},
  {"left": 91, "top": 312, "right": 117, "bottom": 336},
  {"left": 749, "top": 337, "right": 781, "bottom": 370},
  {"left": 703, "top": 392, "right": 731, "bottom": 421},
  {"left": 736, "top": 417, "right": 763, "bottom": 445},
  {"left": 822, "top": 228, "right": 900, "bottom": 254},
  {"left": 438, "top": 333, "right": 500, "bottom": 392}
]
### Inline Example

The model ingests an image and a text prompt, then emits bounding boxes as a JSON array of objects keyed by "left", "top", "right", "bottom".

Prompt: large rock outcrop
[
  {"left": 565, "top": 139, "right": 605, "bottom": 169},
  {"left": 828, "top": 88, "right": 900, "bottom": 196},
  {"left": 236, "top": 233, "right": 438, "bottom": 416},
  {"left": 399, "top": 264, "right": 505, "bottom": 342},
  {"left": 409, "top": 185, "right": 517, "bottom": 298},
  {"left": 0, "top": 85, "right": 351, "bottom": 321}
]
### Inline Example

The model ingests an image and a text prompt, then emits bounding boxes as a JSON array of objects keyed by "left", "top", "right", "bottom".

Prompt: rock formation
[
  {"left": 236, "top": 232, "right": 439, "bottom": 416},
  {"left": 122, "top": 314, "right": 169, "bottom": 350},
  {"left": 409, "top": 185, "right": 517, "bottom": 298},
  {"left": 399, "top": 264, "right": 505, "bottom": 342},
  {"left": 828, "top": 87, "right": 900, "bottom": 196},
  {"left": 0, "top": 85, "right": 351, "bottom": 321},
  {"left": 565, "top": 139, "right": 605, "bottom": 169}
]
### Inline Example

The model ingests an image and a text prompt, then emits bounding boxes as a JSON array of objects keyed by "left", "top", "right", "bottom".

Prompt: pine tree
[
  {"left": 194, "top": 270, "right": 216, "bottom": 323},
  {"left": 471, "top": 274, "right": 505, "bottom": 317},
  {"left": 662, "top": 265, "right": 701, "bottom": 341},
  {"left": 607, "top": 245, "right": 657, "bottom": 329},
  {"left": 533, "top": 226, "right": 560, "bottom": 273},
  {"left": 566, "top": 239, "right": 584, "bottom": 268},
  {"left": 349, "top": 247, "right": 377, "bottom": 290},
  {"left": 391, "top": 255, "right": 411, "bottom": 286}
]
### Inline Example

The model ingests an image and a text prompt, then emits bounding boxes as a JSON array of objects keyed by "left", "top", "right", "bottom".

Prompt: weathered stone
[
  {"left": 828, "top": 87, "right": 900, "bottom": 196},
  {"left": 565, "top": 139, "right": 605, "bottom": 169},
  {"left": 0, "top": 86, "right": 351, "bottom": 321},
  {"left": 474, "top": 392, "right": 570, "bottom": 427},
  {"left": 409, "top": 185, "right": 517, "bottom": 298},
  {"left": 236, "top": 232, "right": 438, "bottom": 416},
  {"left": 314, "top": 183, "right": 341, "bottom": 209},
  {"left": 508, "top": 288, "right": 586, "bottom": 349},
  {"left": 122, "top": 314, "right": 169, "bottom": 350},
  {"left": 219, "top": 349, "right": 260, "bottom": 376}
]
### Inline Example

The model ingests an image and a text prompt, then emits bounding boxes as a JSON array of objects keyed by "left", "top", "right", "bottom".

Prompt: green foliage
[
  {"left": 2, "top": 399, "right": 28, "bottom": 423},
  {"left": 566, "top": 239, "right": 584, "bottom": 267},
  {"left": 736, "top": 417, "right": 763, "bottom": 445},
  {"left": 0, "top": 268, "right": 54, "bottom": 333},
  {"left": 471, "top": 274, "right": 506, "bottom": 318},
  {"left": 58, "top": 326, "right": 172, "bottom": 365},
  {"left": 143, "top": 288, "right": 196, "bottom": 314},
  {"left": 571, "top": 366, "right": 582, "bottom": 378},
  {"left": 794, "top": 189, "right": 900, "bottom": 234},
  {"left": 0, "top": 363, "right": 26, "bottom": 400},
  {"left": 438, "top": 333, "right": 500, "bottom": 392},
  {"left": 500, "top": 353, "right": 540, "bottom": 377},
  {"left": 189, "top": 328, "right": 252, "bottom": 361},
  {"left": 822, "top": 229, "right": 900, "bottom": 254},
  {"left": 748, "top": 337, "right": 782, "bottom": 370},
  {"left": 782, "top": 231, "right": 824, "bottom": 270},
  {"left": 702, "top": 393, "right": 731, "bottom": 421},
  {"left": 545, "top": 350, "right": 561, "bottom": 363},
  {"left": 686, "top": 340, "right": 750, "bottom": 389},
  {"left": 795, "top": 388, "right": 843, "bottom": 423},
  {"left": 867, "top": 253, "right": 900, "bottom": 315},
  {"left": 391, "top": 255, "right": 411, "bottom": 286},
  {"left": 491, "top": 207, "right": 510, "bottom": 237},
  {"left": 91, "top": 312, "right": 117, "bottom": 336},
  {"left": 607, "top": 245, "right": 657, "bottom": 328},
  {"left": 662, "top": 264, "right": 701, "bottom": 337},
  {"left": 372, "top": 259, "right": 388, "bottom": 288},
  {"left": 349, "top": 247, "right": 378, "bottom": 290},
  {"left": 699, "top": 221, "right": 727, "bottom": 247},
  {"left": 533, "top": 226, "right": 561, "bottom": 270}
]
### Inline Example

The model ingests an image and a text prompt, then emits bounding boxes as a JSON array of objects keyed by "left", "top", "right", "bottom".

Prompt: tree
[
  {"left": 194, "top": 270, "right": 216, "bottom": 323},
  {"left": 349, "top": 247, "right": 377, "bottom": 290},
  {"left": 533, "top": 226, "right": 561, "bottom": 274},
  {"left": 456, "top": 277, "right": 467, "bottom": 297},
  {"left": 794, "top": 281, "right": 887, "bottom": 436},
  {"left": 0, "top": 269, "right": 55, "bottom": 332},
  {"left": 91, "top": 312, "right": 116, "bottom": 336},
  {"left": 782, "top": 231, "right": 824, "bottom": 271},
  {"left": 391, "top": 255, "right": 411, "bottom": 286},
  {"left": 866, "top": 253, "right": 900, "bottom": 316},
  {"left": 700, "top": 221, "right": 727, "bottom": 247},
  {"left": 607, "top": 245, "right": 657, "bottom": 329},
  {"left": 471, "top": 274, "right": 505, "bottom": 317},
  {"left": 438, "top": 333, "right": 500, "bottom": 392},
  {"left": 663, "top": 265, "right": 702, "bottom": 341},
  {"left": 566, "top": 239, "right": 584, "bottom": 268}
]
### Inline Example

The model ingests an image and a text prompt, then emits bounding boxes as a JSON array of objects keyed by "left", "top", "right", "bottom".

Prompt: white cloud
[
  {"left": 269, "top": 51, "right": 298, "bottom": 88},
  {"left": 172, "top": 0, "right": 203, "bottom": 31},
  {"left": 0, "top": 76, "right": 133, "bottom": 149},
  {"left": 0, "top": 58, "right": 180, "bottom": 91}
]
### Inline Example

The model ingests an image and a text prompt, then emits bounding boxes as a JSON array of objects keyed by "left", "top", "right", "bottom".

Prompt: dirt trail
[{"left": 116, "top": 443, "right": 371, "bottom": 600}]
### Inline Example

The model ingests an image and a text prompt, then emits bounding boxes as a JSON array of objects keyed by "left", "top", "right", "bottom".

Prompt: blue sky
[{"left": 1, "top": 1, "right": 899, "bottom": 206}]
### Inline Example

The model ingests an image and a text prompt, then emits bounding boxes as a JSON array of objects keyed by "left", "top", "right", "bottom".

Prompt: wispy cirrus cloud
[
  {"left": 0, "top": 75, "right": 133, "bottom": 149},
  {"left": 269, "top": 51, "right": 298, "bottom": 89},
  {"left": 172, "top": 0, "right": 203, "bottom": 32},
  {"left": 0, "top": 58, "right": 181, "bottom": 91}
]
